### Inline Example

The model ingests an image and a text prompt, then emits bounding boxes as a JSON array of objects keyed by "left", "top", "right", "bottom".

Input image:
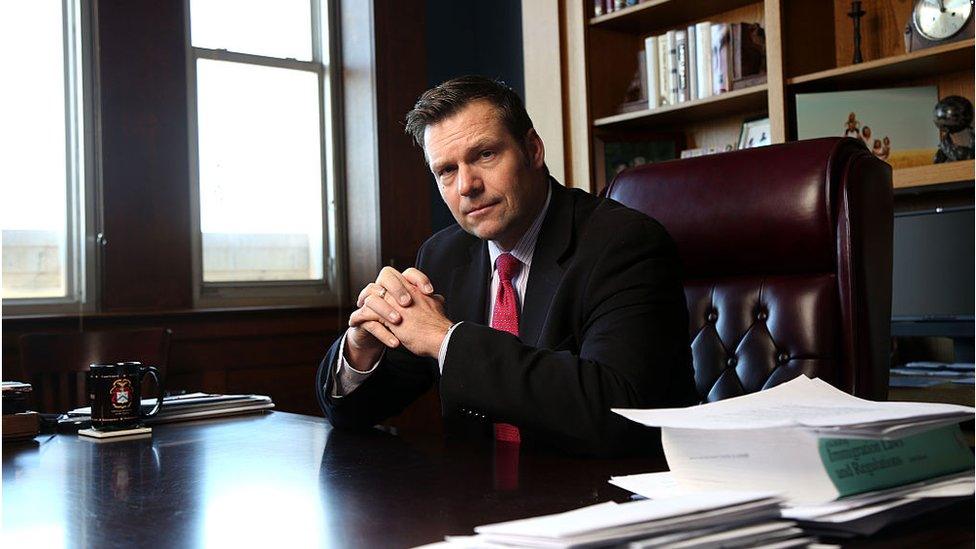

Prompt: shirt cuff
[
  {"left": 437, "top": 321, "right": 463, "bottom": 374},
  {"left": 332, "top": 329, "right": 383, "bottom": 398}
]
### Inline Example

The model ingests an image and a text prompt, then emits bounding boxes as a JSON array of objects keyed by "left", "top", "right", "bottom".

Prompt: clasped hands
[{"left": 344, "top": 266, "right": 454, "bottom": 370}]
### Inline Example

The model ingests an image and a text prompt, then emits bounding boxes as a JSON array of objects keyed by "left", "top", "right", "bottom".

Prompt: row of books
[
  {"left": 593, "top": 0, "right": 642, "bottom": 18},
  {"left": 641, "top": 22, "right": 766, "bottom": 111}
]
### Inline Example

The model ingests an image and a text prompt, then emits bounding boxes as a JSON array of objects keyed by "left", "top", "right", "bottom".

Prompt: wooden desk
[{"left": 2, "top": 412, "right": 973, "bottom": 548}]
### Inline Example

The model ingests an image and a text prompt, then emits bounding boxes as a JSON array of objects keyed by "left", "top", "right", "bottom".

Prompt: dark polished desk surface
[{"left": 3, "top": 412, "right": 973, "bottom": 548}]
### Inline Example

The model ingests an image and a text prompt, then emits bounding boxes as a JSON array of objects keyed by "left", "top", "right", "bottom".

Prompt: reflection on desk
[{"left": 2, "top": 412, "right": 973, "bottom": 548}]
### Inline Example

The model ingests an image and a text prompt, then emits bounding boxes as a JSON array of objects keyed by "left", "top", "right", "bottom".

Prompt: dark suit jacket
[{"left": 316, "top": 180, "right": 698, "bottom": 456}]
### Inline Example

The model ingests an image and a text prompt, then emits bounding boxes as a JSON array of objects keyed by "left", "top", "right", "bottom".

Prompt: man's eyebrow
[{"left": 468, "top": 137, "right": 500, "bottom": 151}]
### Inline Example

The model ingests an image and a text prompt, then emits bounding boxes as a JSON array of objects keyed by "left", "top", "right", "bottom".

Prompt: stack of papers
[
  {"left": 423, "top": 492, "right": 806, "bottom": 548},
  {"left": 69, "top": 393, "right": 274, "bottom": 424},
  {"left": 609, "top": 375, "right": 974, "bottom": 536},
  {"left": 609, "top": 470, "right": 973, "bottom": 537},
  {"left": 890, "top": 361, "right": 975, "bottom": 387},
  {"left": 613, "top": 376, "right": 974, "bottom": 505}
]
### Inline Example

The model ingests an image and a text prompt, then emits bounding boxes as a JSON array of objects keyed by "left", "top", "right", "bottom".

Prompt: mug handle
[{"left": 139, "top": 365, "right": 165, "bottom": 418}]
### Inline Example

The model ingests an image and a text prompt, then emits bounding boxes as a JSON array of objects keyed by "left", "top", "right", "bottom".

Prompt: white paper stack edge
[
  {"left": 416, "top": 491, "right": 813, "bottom": 548},
  {"left": 609, "top": 470, "right": 973, "bottom": 538}
]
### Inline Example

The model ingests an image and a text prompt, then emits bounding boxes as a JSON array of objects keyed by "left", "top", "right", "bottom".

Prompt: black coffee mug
[{"left": 88, "top": 362, "right": 164, "bottom": 430}]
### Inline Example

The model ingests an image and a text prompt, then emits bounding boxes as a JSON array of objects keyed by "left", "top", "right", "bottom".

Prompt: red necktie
[{"left": 491, "top": 253, "right": 521, "bottom": 444}]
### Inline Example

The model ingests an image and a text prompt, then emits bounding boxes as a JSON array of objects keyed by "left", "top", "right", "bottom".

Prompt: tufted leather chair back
[{"left": 606, "top": 137, "right": 893, "bottom": 402}]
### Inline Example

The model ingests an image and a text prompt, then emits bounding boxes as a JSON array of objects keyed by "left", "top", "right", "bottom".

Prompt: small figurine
[
  {"left": 844, "top": 112, "right": 860, "bottom": 138},
  {"left": 848, "top": 1, "right": 866, "bottom": 64},
  {"left": 933, "top": 95, "right": 975, "bottom": 163}
]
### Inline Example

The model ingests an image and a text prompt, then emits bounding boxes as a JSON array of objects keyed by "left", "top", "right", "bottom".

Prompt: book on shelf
[
  {"left": 711, "top": 23, "right": 731, "bottom": 95},
  {"left": 686, "top": 25, "right": 698, "bottom": 102},
  {"left": 656, "top": 35, "right": 669, "bottom": 107},
  {"left": 665, "top": 30, "right": 678, "bottom": 107},
  {"left": 695, "top": 22, "right": 712, "bottom": 100},
  {"left": 675, "top": 30, "right": 689, "bottom": 103},
  {"left": 593, "top": 0, "right": 605, "bottom": 17},
  {"left": 644, "top": 36, "right": 660, "bottom": 109}
]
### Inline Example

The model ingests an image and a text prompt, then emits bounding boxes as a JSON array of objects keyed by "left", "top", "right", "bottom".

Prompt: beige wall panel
[{"left": 522, "top": 0, "right": 567, "bottom": 184}]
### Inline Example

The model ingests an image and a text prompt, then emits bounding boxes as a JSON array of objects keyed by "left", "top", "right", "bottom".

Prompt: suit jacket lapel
[
  {"left": 520, "top": 180, "right": 575, "bottom": 346},
  {"left": 448, "top": 237, "right": 490, "bottom": 324}
]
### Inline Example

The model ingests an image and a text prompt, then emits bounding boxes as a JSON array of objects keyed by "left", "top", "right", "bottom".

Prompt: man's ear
[{"left": 523, "top": 128, "right": 546, "bottom": 170}]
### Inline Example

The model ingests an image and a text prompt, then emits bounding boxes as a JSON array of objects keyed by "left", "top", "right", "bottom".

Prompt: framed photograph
[
  {"left": 795, "top": 86, "right": 939, "bottom": 169},
  {"left": 738, "top": 117, "right": 771, "bottom": 149}
]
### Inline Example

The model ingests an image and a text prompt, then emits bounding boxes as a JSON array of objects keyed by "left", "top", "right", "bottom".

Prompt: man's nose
[{"left": 457, "top": 164, "right": 483, "bottom": 197}]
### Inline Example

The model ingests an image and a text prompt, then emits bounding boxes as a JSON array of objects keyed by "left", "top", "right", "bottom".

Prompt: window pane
[
  {"left": 190, "top": 0, "right": 312, "bottom": 61},
  {"left": 1, "top": 2, "right": 68, "bottom": 299},
  {"left": 196, "top": 60, "right": 324, "bottom": 282}
]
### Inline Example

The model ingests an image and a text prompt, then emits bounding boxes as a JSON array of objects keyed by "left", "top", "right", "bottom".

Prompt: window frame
[
  {"left": 2, "top": 0, "right": 99, "bottom": 316},
  {"left": 184, "top": 0, "right": 345, "bottom": 308}
]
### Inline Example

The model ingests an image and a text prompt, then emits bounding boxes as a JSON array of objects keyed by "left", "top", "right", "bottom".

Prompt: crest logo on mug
[{"left": 110, "top": 378, "right": 133, "bottom": 409}]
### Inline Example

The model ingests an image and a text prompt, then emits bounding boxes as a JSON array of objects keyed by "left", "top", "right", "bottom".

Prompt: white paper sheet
[
  {"left": 613, "top": 376, "right": 974, "bottom": 431},
  {"left": 610, "top": 471, "right": 974, "bottom": 522},
  {"left": 473, "top": 492, "right": 776, "bottom": 539}
]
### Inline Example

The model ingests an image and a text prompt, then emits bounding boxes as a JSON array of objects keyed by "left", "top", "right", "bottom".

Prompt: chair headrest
[{"left": 606, "top": 137, "right": 870, "bottom": 279}]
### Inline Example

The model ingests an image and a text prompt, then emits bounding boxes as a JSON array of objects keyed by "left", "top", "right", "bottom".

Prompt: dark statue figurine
[
  {"left": 934, "top": 95, "right": 975, "bottom": 163},
  {"left": 848, "top": 1, "right": 865, "bottom": 64}
]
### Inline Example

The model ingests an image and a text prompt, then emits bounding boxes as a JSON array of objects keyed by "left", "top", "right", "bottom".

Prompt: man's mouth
[{"left": 465, "top": 201, "right": 498, "bottom": 216}]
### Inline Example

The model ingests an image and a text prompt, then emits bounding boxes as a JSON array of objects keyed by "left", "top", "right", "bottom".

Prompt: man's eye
[
  {"left": 438, "top": 167, "right": 455, "bottom": 177},
  {"left": 480, "top": 150, "right": 494, "bottom": 159}
]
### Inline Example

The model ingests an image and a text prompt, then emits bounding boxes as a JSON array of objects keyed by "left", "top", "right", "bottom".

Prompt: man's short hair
[{"left": 404, "top": 75, "right": 535, "bottom": 152}]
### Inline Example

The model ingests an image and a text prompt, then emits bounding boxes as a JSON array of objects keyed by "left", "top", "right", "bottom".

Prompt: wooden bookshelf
[
  {"left": 590, "top": 0, "right": 758, "bottom": 33},
  {"left": 787, "top": 40, "right": 975, "bottom": 91},
  {"left": 593, "top": 84, "right": 768, "bottom": 129},
  {"left": 893, "top": 160, "right": 976, "bottom": 190},
  {"left": 539, "top": 0, "right": 974, "bottom": 193}
]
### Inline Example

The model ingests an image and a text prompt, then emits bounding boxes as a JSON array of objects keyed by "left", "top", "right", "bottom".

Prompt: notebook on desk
[{"left": 67, "top": 393, "right": 274, "bottom": 424}]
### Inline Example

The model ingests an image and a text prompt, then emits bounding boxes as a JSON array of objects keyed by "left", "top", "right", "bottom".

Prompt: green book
[
  {"left": 661, "top": 423, "right": 974, "bottom": 504},
  {"left": 818, "top": 424, "right": 974, "bottom": 498}
]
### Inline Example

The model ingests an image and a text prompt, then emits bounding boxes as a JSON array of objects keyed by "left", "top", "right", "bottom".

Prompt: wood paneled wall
[
  {"left": 373, "top": 1, "right": 434, "bottom": 270},
  {"left": 3, "top": 309, "right": 345, "bottom": 416},
  {"left": 97, "top": 0, "right": 193, "bottom": 311}
]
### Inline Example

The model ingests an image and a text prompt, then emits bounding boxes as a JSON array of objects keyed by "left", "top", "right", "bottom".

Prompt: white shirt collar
[{"left": 487, "top": 183, "right": 552, "bottom": 270}]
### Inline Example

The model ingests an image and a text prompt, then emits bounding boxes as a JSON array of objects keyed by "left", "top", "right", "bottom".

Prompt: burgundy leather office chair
[{"left": 606, "top": 137, "right": 893, "bottom": 401}]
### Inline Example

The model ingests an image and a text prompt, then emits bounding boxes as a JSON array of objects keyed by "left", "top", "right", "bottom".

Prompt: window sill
[{"left": 1, "top": 303, "right": 348, "bottom": 323}]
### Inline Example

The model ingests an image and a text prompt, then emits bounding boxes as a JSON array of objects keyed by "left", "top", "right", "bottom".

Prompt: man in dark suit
[{"left": 316, "top": 76, "right": 697, "bottom": 456}]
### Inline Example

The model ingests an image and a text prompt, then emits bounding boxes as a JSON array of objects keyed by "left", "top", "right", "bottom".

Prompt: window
[
  {"left": 1, "top": 0, "right": 94, "bottom": 311},
  {"left": 187, "top": 0, "right": 340, "bottom": 306}
]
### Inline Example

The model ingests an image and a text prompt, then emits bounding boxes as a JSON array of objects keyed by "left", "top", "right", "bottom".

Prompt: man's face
[{"left": 424, "top": 100, "right": 546, "bottom": 250}]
